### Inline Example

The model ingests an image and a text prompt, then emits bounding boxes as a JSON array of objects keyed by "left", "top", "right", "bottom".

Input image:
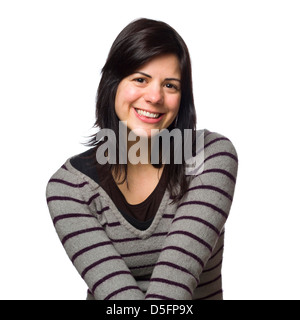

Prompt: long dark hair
[{"left": 88, "top": 18, "right": 197, "bottom": 202}]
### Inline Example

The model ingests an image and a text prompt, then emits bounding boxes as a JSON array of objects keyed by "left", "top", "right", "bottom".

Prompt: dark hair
[{"left": 88, "top": 18, "right": 197, "bottom": 202}]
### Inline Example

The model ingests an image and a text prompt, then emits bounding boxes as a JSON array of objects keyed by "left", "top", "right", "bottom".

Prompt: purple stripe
[
  {"left": 178, "top": 200, "right": 228, "bottom": 218},
  {"left": 145, "top": 293, "right": 175, "bottom": 300},
  {"left": 53, "top": 213, "right": 93, "bottom": 225},
  {"left": 155, "top": 261, "right": 199, "bottom": 285},
  {"left": 130, "top": 263, "right": 156, "bottom": 270},
  {"left": 121, "top": 248, "right": 161, "bottom": 258},
  {"left": 104, "top": 285, "right": 142, "bottom": 300},
  {"left": 102, "top": 221, "right": 121, "bottom": 228},
  {"left": 92, "top": 270, "right": 131, "bottom": 294},
  {"left": 201, "top": 168, "right": 236, "bottom": 182},
  {"left": 203, "top": 260, "right": 222, "bottom": 273},
  {"left": 188, "top": 185, "right": 233, "bottom": 201},
  {"left": 150, "top": 277, "right": 193, "bottom": 296},
  {"left": 168, "top": 230, "right": 213, "bottom": 252},
  {"left": 205, "top": 151, "right": 238, "bottom": 163},
  {"left": 209, "top": 245, "right": 224, "bottom": 261},
  {"left": 87, "top": 289, "right": 93, "bottom": 296},
  {"left": 197, "top": 274, "right": 221, "bottom": 288},
  {"left": 172, "top": 215, "right": 220, "bottom": 235},
  {"left": 111, "top": 232, "right": 167, "bottom": 244},
  {"left": 49, "top": 178, "right": 88, "bottom": 188},
  {"left": 97, "top": 206, "right": 110, "bottom": 215},
  {"left": 111, "top": 236, "right": 140, "bottom": 243},
  {"left": 81, "top": 256, "right": 122, "bottom": 278},
  {"left": 61, "top": 164, "right": 68, "bottom": 170},
  {"left": 196, "top": 289, "right": 223, "bottom": 300},
  {"left": 62, "top": 227, "right": 103, "bottom": 245},
  {"left": 71, "top": 241, "right": 112, "bottom": 263},
  {"left": 47, "top": 193, "right": 99, "bottom": 205},
  {"left": 162, "top": 214, "right": 175, "bottom": 219},
  {"left": 161, "top": 246, "right": 204, "bottom": 268},
  {"left": 153, "top": 232, "right": 168, "bottom": 237}
]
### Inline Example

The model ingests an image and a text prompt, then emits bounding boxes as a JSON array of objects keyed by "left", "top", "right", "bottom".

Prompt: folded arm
[
  {"left": 46, "top": 163, "right": 145, "bottom": 300},
  {"left": 145, "top": 132, "right": 238, "bottom": 300}
]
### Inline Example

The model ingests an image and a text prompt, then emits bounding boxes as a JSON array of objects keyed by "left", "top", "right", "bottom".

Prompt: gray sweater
[{"left": 46, "top": 130, "right": 238, "bottom": 300}]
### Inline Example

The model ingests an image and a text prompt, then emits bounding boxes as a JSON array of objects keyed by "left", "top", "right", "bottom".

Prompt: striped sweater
[{"left": 46, "top": 130, "right": 238, "bottom": 300}]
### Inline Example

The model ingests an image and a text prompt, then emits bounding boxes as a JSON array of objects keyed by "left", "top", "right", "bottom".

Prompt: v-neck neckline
[
  {"left": 108, "top": 165, "right": 166, "bottom": 206},
  {"left": 67, "top": 159, "right": 171, "bottom": 239}
]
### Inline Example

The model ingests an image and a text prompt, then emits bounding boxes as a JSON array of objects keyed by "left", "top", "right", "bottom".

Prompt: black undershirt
[{"left": 70, "top": 147, "right": 168, "bottom": 230}]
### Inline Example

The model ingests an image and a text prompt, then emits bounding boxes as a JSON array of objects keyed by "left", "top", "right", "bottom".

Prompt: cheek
[
  {"left": 115, "top": 83, "right": 139, "bottom": 119},
  {"left": 167, "top": 95, "right": 181, "bottom": 114},
  {"left": 116, "top": 84, "right": 140, "bottom": 107}
]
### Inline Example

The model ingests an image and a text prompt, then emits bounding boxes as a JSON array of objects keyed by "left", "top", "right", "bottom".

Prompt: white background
[{"left": 1, "top": 0, "right": 299, "bottom": 300}]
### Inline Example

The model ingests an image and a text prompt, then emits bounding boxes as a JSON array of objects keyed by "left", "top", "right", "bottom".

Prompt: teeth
[{"left": 136, "top": 108, "right": 160, "bottom": 118}]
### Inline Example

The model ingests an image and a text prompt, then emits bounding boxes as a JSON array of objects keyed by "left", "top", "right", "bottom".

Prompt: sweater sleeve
[
  {"left": 46, "top": 162, "right": 145, "bottom": 300},
  {"left": 145, "top": 131, "right": 238, "bottom": 300}
]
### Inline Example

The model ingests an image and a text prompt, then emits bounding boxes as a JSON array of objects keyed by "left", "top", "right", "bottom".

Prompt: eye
[
  {"left": 133, "top": 78, "right": 147, "bottom": 84},
  {"left": 165, "top": 83, "right": 180, "bottom": 91}
]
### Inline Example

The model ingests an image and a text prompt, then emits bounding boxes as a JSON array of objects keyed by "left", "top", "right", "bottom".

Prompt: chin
[{"left": 129, "top": 127, "right": 153, "bottom": 139}]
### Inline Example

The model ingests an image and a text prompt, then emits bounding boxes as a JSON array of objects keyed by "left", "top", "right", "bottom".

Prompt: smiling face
[{"left": 115, "top": 54, "right": 181, "bottom": 137}]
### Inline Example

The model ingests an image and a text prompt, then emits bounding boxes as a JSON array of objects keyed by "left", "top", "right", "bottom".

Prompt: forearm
[
  {"left": 46, "top": 167, "right": 144, "bottom": 300},
  {"left": 146, "top": 132, "right": 238, "bottom": 300}
]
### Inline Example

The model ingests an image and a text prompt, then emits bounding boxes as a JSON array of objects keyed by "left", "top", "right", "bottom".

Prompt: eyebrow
[{"left": 135, "top": 71, "right": 181, "bottom": 82}]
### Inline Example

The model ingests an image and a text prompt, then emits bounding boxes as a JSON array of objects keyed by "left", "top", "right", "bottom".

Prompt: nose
[{"left": 144, "top": 83, "right": 164, "bottom": 105}]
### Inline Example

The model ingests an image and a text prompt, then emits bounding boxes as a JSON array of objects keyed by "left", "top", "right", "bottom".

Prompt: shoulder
[
  {"left": 186, "top": 129, "right": 238, "bottom": 179},
  {"left": 45, "top": 148, "right": 100, "bottom": 201},
  {"left": 203, "top": 129, "right": 238, "bottom": 160},
  {"left": 203, "top": 129, "right": 238, "bottom": 179}
]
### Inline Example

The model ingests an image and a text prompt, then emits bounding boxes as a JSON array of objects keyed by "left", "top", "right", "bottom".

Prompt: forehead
[{"left": 136, "top": 54, "right": 181, "bottom": 77}]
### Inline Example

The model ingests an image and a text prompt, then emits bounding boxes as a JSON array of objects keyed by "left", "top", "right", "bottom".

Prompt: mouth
[
  {"left": 133, "top": 107, "right": 164, "bottom": 124},
  {"left": 134, "top": 108, "right": 162, "bottom": 119}
]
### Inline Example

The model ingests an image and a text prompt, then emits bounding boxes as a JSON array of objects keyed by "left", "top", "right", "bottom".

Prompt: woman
[{"left": 46, "top": 18, "right": 238, "bottom": 300}]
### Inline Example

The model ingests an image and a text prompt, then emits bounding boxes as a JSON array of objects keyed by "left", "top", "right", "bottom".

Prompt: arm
[
  {"left": 145, "top": 131, "right": 238, "bottom": 300},
  {"left": 46, "top": 162, "right": 145, "bottom": 300}
]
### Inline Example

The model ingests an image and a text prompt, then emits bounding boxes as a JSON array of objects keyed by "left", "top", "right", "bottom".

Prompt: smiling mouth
[{"left": 134, "top": 108, "right": 162, "bottom": 119}]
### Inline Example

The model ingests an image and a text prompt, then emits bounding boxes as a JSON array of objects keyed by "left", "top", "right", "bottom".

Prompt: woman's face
[{"left": 115, "top": 54, "right": 181, "bottom": 137}]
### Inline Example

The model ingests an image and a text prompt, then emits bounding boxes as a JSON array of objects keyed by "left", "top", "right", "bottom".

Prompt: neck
[{"left": 125, "top": 130, "right": 153, "bottom": 165}]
